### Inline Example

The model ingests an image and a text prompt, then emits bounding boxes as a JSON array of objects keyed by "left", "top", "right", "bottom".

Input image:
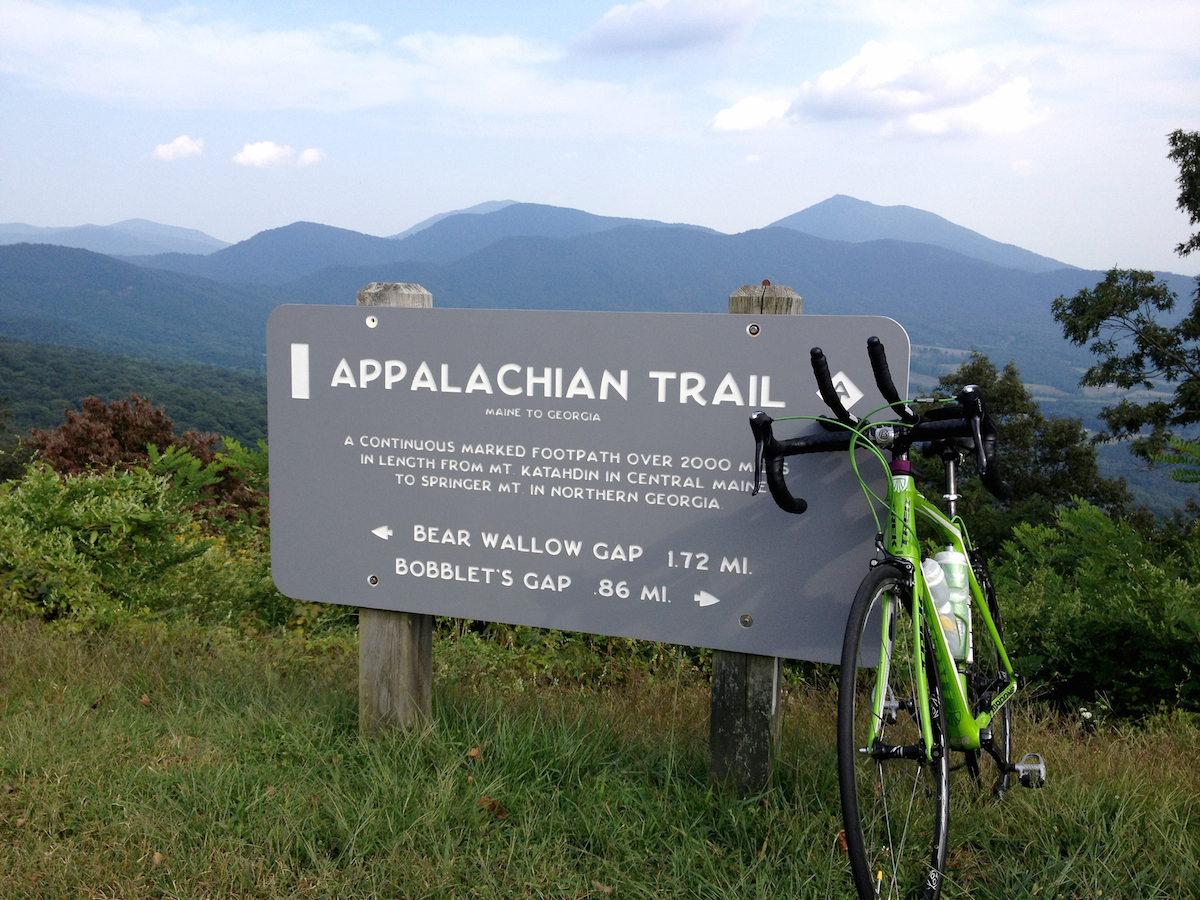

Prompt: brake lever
[
  {"left": 749, "top": 411, "right": 771, "bottom": 496},
  {"left": 748, "top": 411, "right": 808, "bottom": 514},
  {"left": 970, "top": 414, "right": 988, "bottom": 476},
  {"left": 957, "top": 386, "right": 987, "bottom": 471}
]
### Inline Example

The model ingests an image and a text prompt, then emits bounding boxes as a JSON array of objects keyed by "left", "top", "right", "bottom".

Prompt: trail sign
[{"left": 268, "top": 306, "right": 909, "bottom": 662}]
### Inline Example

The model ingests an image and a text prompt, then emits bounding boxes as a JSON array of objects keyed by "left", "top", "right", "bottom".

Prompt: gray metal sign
[{"left": 268, "top": 306, "right": 909, "bottom": 662}]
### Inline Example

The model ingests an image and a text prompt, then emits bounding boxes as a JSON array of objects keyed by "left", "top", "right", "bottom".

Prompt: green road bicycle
[{"left": 750, "top": 337, "right": 1045, "bottom": 900}]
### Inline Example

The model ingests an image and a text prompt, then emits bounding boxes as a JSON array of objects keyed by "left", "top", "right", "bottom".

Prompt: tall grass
[{"left": 1, "top": 621, "right": 1197, "bottom": 899}]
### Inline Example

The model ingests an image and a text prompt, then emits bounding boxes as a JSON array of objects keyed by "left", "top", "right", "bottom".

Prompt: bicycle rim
[
  {"left": 965, "top": 552, "right": 1012, "bottom": 796},
  {"left": 838, "top": 563, "right": 950, "bottom": 900}
]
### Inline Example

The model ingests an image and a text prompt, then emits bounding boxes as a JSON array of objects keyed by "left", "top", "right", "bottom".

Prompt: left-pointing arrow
[{"left": 372, "top": 525, "right": 393, "bottom": 540}]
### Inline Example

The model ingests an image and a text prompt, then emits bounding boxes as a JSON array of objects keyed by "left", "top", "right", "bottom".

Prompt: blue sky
[{"left": 1, "top": 0, "right": 1197, "bottom": 273}]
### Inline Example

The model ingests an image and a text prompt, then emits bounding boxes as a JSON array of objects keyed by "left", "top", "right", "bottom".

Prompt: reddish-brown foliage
[
  {"left": 28, "top": 394, "right": 217, "bottom": 474},
  {"left": 26, "top": 393, "right": 266, "bottom": 522}
]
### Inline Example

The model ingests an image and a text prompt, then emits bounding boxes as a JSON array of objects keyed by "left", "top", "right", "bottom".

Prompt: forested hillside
[
  {"left": 0, "top": 243, "right": 281, "bottom": 371},
  {"left": 0, "top": 337, "right": 266, "bottom": 444}
]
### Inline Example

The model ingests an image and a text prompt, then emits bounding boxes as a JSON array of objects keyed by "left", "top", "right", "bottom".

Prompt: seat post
[{"left": 943, "top": 453, "right": 960, "bottom": 519}]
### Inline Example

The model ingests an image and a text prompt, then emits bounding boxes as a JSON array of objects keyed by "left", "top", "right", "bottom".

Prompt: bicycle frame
[{"left": 875, "top": 462, "right": 1017, "bottom": 758}]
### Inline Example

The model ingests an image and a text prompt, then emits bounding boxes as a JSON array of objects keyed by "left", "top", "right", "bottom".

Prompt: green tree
[
  {"left": 1170, "top": 127, "right": 1200, "bottom": 258},
  {"left": 931, "top": 352, "right": 1132, "bottom": 556},
  {"left": 1052, "top": 129, "right": 1200, "bottom": 462},
  {"left": 0, "top": 396, "right": 33, "bottom": 483},
  {"left": 1153, "top": 435, "right": 1200, "bottom": 483},
  {"left": 995, "top": 499, "right": 1200, "bottom": 715}
]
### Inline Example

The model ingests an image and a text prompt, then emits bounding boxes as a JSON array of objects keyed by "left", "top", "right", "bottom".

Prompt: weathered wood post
[
  {"left": 357, "top": 282, "right": 435, "bottom": 735},
  {"left": 709, "top": 279, "right": 802, "bottom": 795}
]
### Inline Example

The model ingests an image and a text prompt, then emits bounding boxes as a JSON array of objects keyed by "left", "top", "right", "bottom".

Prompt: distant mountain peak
[
  {"left": 389, "top": 200, "right": 519, "bottom": 240},
  {"left": 770, "top": 195, "right": 1073, "bottom": 274}
]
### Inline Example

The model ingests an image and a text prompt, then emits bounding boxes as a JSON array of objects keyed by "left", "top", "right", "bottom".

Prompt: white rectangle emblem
[{"left": 291, "top": 343, "right": 310, "bottom": 399}]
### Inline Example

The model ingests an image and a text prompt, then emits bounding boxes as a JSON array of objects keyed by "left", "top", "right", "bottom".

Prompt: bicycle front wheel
[{"left": 838, "top": 563, "right": 950, "bottom": 900}]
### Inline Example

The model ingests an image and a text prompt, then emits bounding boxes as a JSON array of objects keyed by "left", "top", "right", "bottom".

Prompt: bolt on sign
[{"left": 268, "top": 306, "right": 910, "bottom": 662}]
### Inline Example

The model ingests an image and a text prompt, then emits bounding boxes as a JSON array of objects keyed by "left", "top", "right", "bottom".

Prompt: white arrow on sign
[
  {"left": 372, "top": 525, "right": 394, "bottom": 540},
  {"left": 693, "top": 590, "right": 721, "bottom": 607}
]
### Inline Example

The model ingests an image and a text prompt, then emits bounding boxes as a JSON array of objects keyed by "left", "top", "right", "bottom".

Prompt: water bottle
[
  {"left": 921, "top": 557, "right": 960, "bottom": 659},
  {"left": 934, "top": 548, "right": 972, "bottom": 662}
]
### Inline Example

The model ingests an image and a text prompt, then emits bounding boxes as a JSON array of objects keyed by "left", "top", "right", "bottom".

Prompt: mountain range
[
  {"left": 0, "top": 219, "right": 230, "bottom": 256},
  {"left": 2, "top": 195, "right": 1195, "bottom": 403},
  {"left": 105, "top": 195, "right": 1069, "bottom": 285},
  {"left": 116, "top": 202, "right": 722, "bottom": 284}
]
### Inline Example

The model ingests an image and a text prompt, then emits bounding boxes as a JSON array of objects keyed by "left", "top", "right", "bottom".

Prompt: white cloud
[
  {"left": 1024, "top": 0, "right": 1200, "bottom": 55},
  {"left": 900, "top": 77, "right": 1044, "bottom": 136},
  {"left": 233, "top": 141, "right": 295, "bottom": 166},
  {"left": 789, "top": 41, "right": 1047, "bottom": 136},
  {"left": 297, "top": 148, "right": 326, "bottom": 166},
  {"left": 0, "top": 0, "right": 672, "bottom": 135},
  {"left": 711, "top": 96, "right": 790, "bottom": 131},
  {"left": 152, "top": 134, "right": 203, "bottom": 160},
  {"left": 396, "top": 31, "right": 560, "bottom": 67},
  {"left": 744, "top": 154, "right": 760, "bottom": 163},
  {"left": 574, "top": 0, "right": 761, "bottom": 55}
]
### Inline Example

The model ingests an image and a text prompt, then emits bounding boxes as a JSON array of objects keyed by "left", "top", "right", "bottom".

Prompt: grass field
[{"left": 2, "top": 620, "right": 1197, "bottom": 899}]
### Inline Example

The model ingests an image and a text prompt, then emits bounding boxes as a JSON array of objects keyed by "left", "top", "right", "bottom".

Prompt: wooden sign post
[
  {"left": 709, "top": 280, "right": 801, "bottom": 795},
  {"left": 357, "top": 282, "right": 435, "bottom": 735}
]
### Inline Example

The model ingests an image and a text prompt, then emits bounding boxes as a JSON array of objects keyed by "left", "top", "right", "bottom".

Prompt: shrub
[
  {"left": 995, "top": 500, "right": 1200, "bottom": 715},
  {"left": 0, "top": 459, "right": 299, "bottom": 628},
  {"left": 26, "top": 393, "right": 267, "bottom": 525},
  {"left": 0, "top": 463, "right": 208, "bottom": 623}
]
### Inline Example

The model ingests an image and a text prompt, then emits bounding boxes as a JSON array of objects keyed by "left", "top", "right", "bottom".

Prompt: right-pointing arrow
[{"left": 693, "top": 590, "right": 721, "bottom": 607}]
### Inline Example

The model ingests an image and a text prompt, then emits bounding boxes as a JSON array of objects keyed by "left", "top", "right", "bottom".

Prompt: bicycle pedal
[{"left": 1014, "top": 753, "right": 1046, "bottom": 788}]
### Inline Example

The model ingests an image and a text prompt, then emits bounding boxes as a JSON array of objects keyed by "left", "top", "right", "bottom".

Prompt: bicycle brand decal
[
  {"left": 990, "top": 679, "right": 1017, "bottom": 715},
  {"left": 888, "top": 498, "right": 915, "bottom": 552}
]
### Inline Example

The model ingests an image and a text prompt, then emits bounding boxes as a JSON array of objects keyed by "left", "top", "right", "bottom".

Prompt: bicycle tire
[
  {"left": 838, "top": 563, "right": 950, "bottom": 900},
  {"left": 963, "top": 552, "right": 1013, "bottom": 797}
]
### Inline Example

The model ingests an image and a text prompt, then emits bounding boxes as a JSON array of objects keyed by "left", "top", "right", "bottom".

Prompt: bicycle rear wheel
[
  {"left": 838, "top": 563, "right": 950, "bottom": 900},
  {"left": 963, "top": 552, "right": 1012, "bottom": 796}
]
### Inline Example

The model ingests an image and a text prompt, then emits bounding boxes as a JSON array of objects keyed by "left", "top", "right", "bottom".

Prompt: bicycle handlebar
[
  {"left": 810, "top": 347, "right": 859, "bottom": 428},
  {"left": 751, "top": 337, "right": 1010, "bottom": 515},
  {"left": 867, "top": 336, "right": 919, "bottom": 425}
]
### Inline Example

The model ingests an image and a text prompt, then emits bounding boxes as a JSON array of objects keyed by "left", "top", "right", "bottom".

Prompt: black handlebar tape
[
  {"left": 748, "top": 411, "right": 807, "bottom": 514},
  {"left": 764, "top": 456, "right": 808, "bottom": 514},
  {"left": 866, "top": 336, "right": 919, "bottom": 425},
  {"left": 771, "top": 428, "right": 856, "bottom": 457},
  {"left": 810, "top": 347, "right": 859, "bottom": 426}
]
